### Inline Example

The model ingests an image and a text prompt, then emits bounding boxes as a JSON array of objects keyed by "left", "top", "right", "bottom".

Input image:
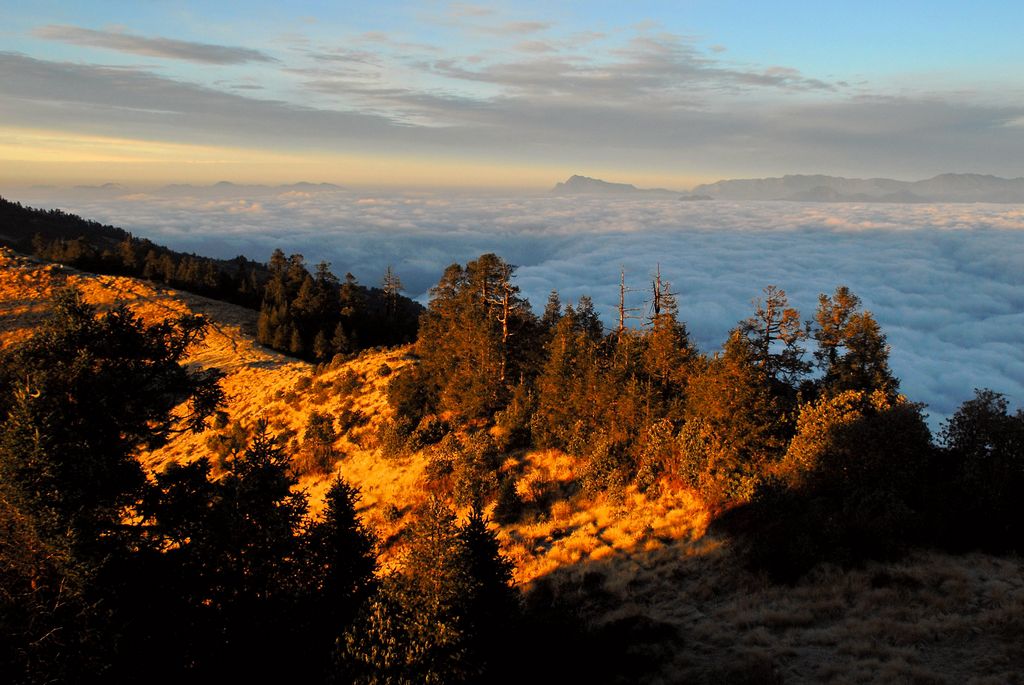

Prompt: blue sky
[{"left": 2, "top": 1, "right": 1022, "bottom": 187}]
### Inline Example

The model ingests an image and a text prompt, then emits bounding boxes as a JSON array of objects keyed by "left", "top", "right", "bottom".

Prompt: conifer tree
[
  {"left": 683, "top": 329, "right": 784, "bottom": 501},
  {"left": 0, "top": 288, "right": 224, "bottom": 682},
  {"left": 0, "top": 288, "right": 223, "bottom": 546},
  {"left": 338, "top": 498, "right": 515, "bottom": 684},
  {"left": 416, "top": 254, "right": 537, "bottom": 419},
  {"left": 738, "top": 285, "right": 809, "bottom": 389},
  {"left": 540, "top": 289, "right": 562, "bottom": 332},
  {"left": 812, "top": 286, "right": 898, "bottom": 397}
]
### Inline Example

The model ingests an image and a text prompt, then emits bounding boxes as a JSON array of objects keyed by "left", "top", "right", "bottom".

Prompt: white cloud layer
[{"left": 10, "top": 187, "right": 1023, "bottom": 428}]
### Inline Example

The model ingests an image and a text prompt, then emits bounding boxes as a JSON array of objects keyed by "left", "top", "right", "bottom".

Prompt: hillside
[{"left": 3, "top": 249, "right": 1022, "bottom": 682}]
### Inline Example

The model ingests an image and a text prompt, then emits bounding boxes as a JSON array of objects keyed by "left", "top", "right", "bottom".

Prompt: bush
[
  {"left": 635, "top": 419, "right": 677, "bottom": 492},
  {"left": 337, "top": 408, "right": 369, "bottom": 434},
  {"left": 493, "top": 383, "right": 533, "bottom": 452},
  {"left": 293, "top": 447, "right": 339, "bottom": 477},
  {"left": 294, "top": 411, "right": 338, "bottom": 476},
  {"left": 382, "top": 503, "right": 403, "bottom": 524},
  {"left": 675, "top": 419, "right": 710, "bottom": 490},
  {"left": 387, "top": 369, "right": 431, "bottom": 429},
  {"left": 407, "top": 414, "right": 448, "bottom": 452},
  {"left": 335, "top": 370, "right": 361, "bottom": 396},
  {"left": 205, "top": 419, "right": 252, "bottom": 469},
  {"left": 424, "top": 437, "right": 457, "bottom": 487},
  {"left": 422, "top": 433, "right": 499, "bottom": 507},
  {"left": 311, "top": 380, "right": 332, "bottom": 404},
  {"left": 581, "top": 435, "right": 631, "bottom": 498},
  {"left": 725, "top": 392, "right": 934, "bottom": 580},
  {"left": 377, "top": 420, "right": 408, "bottom": 460}
]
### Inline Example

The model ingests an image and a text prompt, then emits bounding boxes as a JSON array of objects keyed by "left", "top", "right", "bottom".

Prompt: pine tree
[
  {"left": 738, "top": 285, "right": 809, "bottom": 388},
  {"left": 338, "top": 499, "right": 516, "bottom": 684},
  {"left": 540, "top": 289, "right": 562, "bottom": 332},
  {"left": 0, "top": 288, "right": 224, "bottom": 545},
  {"left": 812, "top": 286, "right": 898, "bottom": 397},
  {"left": 299, "top": 476, "right": 377, "bottom": 680},
  {"left": 683, "top": 329, "right": 784, "bottom": 501},
  {"left": 382, "top": 265, "right": 404, "bottom": 319},
  {"left": 416, "top": 254, "right": 537, "bottom": 419},
  {"left": 0, "top": 289, "right": 225, "bottom": 682}
]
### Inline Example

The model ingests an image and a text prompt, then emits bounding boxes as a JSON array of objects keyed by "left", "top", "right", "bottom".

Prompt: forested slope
[{"left": 2, "top": 227, "right": 1022, "bottom": 683}]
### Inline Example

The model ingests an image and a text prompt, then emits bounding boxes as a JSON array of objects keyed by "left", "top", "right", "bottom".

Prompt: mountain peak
[{"left": 552, "top": 175, "right": 640, "bottom": 194}]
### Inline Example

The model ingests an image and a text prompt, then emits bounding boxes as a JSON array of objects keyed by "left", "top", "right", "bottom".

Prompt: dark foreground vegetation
[
  {"left": 1, "top": 201, "right": 1022, "bottom": 683},
  {"left": 1, "top": 291, "right": 644, "bottom": 684}
]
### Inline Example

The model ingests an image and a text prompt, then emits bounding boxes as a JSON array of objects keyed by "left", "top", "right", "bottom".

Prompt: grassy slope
[{"left": 2, "top": 248, "right": 1021, "bottom": 683}]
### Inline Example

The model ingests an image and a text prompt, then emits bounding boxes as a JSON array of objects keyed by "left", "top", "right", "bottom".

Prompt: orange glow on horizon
[{"left": 0, "top": 127, "right": 713, "bottom": 191}]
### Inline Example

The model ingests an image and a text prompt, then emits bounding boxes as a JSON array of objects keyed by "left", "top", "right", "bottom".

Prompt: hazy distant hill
[
  {"left": 693, "top": 173, "right": 1024, "bottom": 202},
  {"left": 552, "top": 174, "right": 689, "bottom": 198},
  {"left": 554, "top": 172, "right": 1024, "bottom": 202},
  {"left": 154, "top": 181, "right": 346, "bottom": 198},
  {"left": 553, "top": 175, "right": 642, "bottom": 194}
]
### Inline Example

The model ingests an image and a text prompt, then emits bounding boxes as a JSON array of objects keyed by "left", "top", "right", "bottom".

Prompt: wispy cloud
[
  {"left": 448, "top": 3, "right": 497, "bottom": 19},
  {"left": 4, "top": 45, "right": 1024, "bottom": 178},
  {"left": 484, "top": 21, "right": 552, "bottom": 35},
  {"left": 33, "top": 24, "right": 276, "bottom": 64},
  {"left": 0, "top": 52, "right": 414, "bottom": 148}
]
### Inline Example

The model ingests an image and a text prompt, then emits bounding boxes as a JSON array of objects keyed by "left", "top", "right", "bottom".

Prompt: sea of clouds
[{"left": 9, "top": 187, "right": 1023, "bottom": 429}]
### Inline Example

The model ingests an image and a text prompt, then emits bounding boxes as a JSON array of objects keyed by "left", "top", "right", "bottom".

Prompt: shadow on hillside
[
  {"left": 518, "top": 525, "right": 785, "bottom": 684},
  {"left": 246, "top": 357, "right": 294, "bottom": 370},
  {"left": 516, "top": 505, "right": 1024, "bottom": 685},
  {"left": 0, "top": 298, "right": 51, "bottom": 316}
]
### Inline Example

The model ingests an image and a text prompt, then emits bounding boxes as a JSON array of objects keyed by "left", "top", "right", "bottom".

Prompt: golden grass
[{"left": 5, "top": 250, "right": 1023, "bottom": 683}]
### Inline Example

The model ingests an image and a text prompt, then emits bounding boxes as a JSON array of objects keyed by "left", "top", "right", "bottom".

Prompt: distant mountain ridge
[
  {"left": 692, "top": 173, "right": 1024, "bottom": 203},
  {"left": 154, "top": 181, "right": 346, "bottom": 197},
  {"left": 554, "top": 173, "right": 1024, "bottom": 203}
]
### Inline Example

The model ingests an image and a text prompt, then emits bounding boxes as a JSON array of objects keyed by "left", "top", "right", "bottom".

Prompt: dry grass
[{"left": 4, "top": 250, "right": 1022, "bottom": 683}]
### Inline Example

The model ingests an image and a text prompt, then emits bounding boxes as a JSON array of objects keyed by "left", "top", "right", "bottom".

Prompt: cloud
[
  {"left": 6, "top": 21, "right": 1024, "bottom": 179},
  {"left": 514, "top": 40, "right": 558, "bottom": 54},
  {"left": 0, "top": 52, "right": 421, "bottom": 151},
  {"left": 10, "top": 187, "right": 1022, "bottom": 427},
  {"left": 448, "top": 3, "right": 496, "bottom": 19},
  {"left": 486, "top": 21, "right": 551, "bottom": 35},
  {"left": 33, "top": 24, "right": 276, "bottom": 64},
  {"left": 423, "top": 32, "right": 836, "bottom": 103}
]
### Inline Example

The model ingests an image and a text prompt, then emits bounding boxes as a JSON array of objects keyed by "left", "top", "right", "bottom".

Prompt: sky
[{"left": 2, "top": 1, "right": 1024, "bottom": 188}]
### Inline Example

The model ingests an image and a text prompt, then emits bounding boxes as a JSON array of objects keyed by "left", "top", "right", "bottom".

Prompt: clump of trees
[
  {"left": 387, "top": 253, "right": 1023, "bottom": 578},
  {"left": 339, "top": 499, "right": 517, "bottom": 683},
  {"left": 391, "top": 256, "right": 885, "bottom": 509},
  {"left": 255, "top": 251, "right": 419, "bottom": 362}
]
